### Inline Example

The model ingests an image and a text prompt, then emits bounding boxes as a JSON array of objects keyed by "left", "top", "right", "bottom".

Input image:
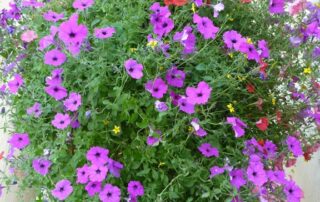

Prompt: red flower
[
  {"left": 240, "top": 0, "right": 252, "bottom": 3},
  {"left": 276, "top": 110, "right": 282, "bottom": 123},
  {"left": 246, "top": 83, "right": 255, "bottom": 93},
  {"left": 259, "top": 60, "right": 268, "bottom": 78},
  {"left": 0, "top": 151, "right": 4, "bottom": 160},
  {"left": 256, "top": 117, "right": 269, "bottom": 131},
  {"left": 164, "top": 0, "right": 188, "bottom": 6}
]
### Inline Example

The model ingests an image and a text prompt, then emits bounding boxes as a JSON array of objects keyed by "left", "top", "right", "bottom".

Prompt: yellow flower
[
  {"left": 303, "top": 67, "right": 312, "bottom": 74},
  {"left": 159, "top": 66, "right": 164, "bottom": 71},
  {"left": 129, "top": 48, "right": 137, "bottom": 52},
  {"left": 191, "top": 3, "right": 196, "bottom": 13},
  {"left": 226, "top": 74, "right": 232, "bottom": 79},
  {"left": 228, "top": 53, "right": 234, "bottom": 58},
  {"left": 247, "top": 38, "right": 253, "bottom": 44},
  {"left": 228, "top": 18, "right": 234, "bottom": 22},
  {"left": 188, "top": 126, "right": 194, "bottom": 132},
  {"left": 147, "top": 40, "right": 158, "bottom": 49},
  {"left": 227, "top": 103, "right": 235, "bottom": 113},
  {"left": 272, "top": 98, "right": 276, "bottom": 105},
  {"left": 112, "top": 125, "right": 121, "bottom": 135},
  {"left": 237, "top": 75, "right": 246, "bottom": 81},
  {"left": 158, "top": 162, "right": 166, "bottom": 167}
]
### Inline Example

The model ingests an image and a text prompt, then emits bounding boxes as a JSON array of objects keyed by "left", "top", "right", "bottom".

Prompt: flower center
[
  {"left": 128, "top": 68, "right": 134, "bottom": 72},
  {"left": 52, "top": 57, "right": 58, "bottom": 61},
  {"left": 95, "top": 152, "right": 101, "bottom": 157},
  {"left": 153, "top": 88, "right": 159, "bottom": 92},
  {"left": 102, "top": 31, "right": 107, "bottom": 35},
  {"left": 107, "top": 192, "right": 112, "bottom": 197},
  {"left": 59, "top": 187, "right": 64, "bottom": 192},
  {"left": 197, "top": 93, "right": 203, "bottom": 97},
  {"left": 69, "top": 32, "right": 76, "bottom": 38}
]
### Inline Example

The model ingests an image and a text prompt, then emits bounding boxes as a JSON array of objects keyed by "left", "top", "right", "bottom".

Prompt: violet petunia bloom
[
  {"left": 107, "top": 158, "right": 124, "bottom": 178},
  {"left": 165, "top": 67, "right": 185, "bottom": 88},
  {"left": 170, "top": 91, "right": 181, "bottom": 106},
  {"left": 312, "top": 47, "right": 320, "bottom": 59},
  {"left": 258, "top": 40, "right": 270, "bottom": 59},
  {"left": 86, "top": 146, "right": 109, "bottom": 165},
  {"left": 190, "top": 118, "right": 207, "bottom": 137},
  {"left": 229, "top": 169, "right": 246, "bottom": 190},
  {"left": 290, "top": 36, "right": 303, "bottom": 47},
  {"left": 146, "top": 136, "right": 161, "bottom": 146},
  {"left": 85, "top": 181, "right": 101, "bottom": 197},
  {"left": 51, "top": 179, "right": 73, "bottom": 201},
  {"left": 22, "top": 0, "right": 44, "bottom": 8},
  {"left": 154, "top": 17, "right": 174, "bottom": 37},
  {"left": 193, "top": 0, "right": 203, "bottom": 7},
  {"left": 128, "top": 181, "right": 144, "bottom": 198},
  {"left": 94, "top": 27, "right": 116, "bottom": 39},
  {"left": 226, "top": 117, "right": 247, "bottom": 138},
  {"left": 89, "top": 164, "right": 108, "bottom": 182},
  {"left": 173, "top": 26, "right": 196, "bottom": 54},
  {"left": 186, "top": 81, "right": 212, "bottom": 105},
  {"left": 267, "top": 170, "right": 286, "bottom": 184},
  {"left": 44, "top": 49, "right": 67, "bottom": 66},
  {"left": 27, "top": 102, "right": 42, "bottom": 118},
  {"left": 43, "top": 11, "right": 64, "bottom": 22},
  {"left": 193, "top": 13, "right": 219, "bottom": 40},
  {"left": 39, "top": 35, "right": 54, "bottom": 51},
  {"left": 32, "top": 158, "right": 52, "bottom": 176},
  {"left": 286, "top": 136, "right": 303, "bottom": 157},
  {"left": 178, "top": 97, "right": 195, "bottom": 114},
  {"left": 198, "top": 143, "right": 219, "bottom": 158},
  {"left": 64, "top": 92, "right": 82, "bottom": 112},
  {"left": 124, "top": 59, "right": 144, "bottom": 79},
  {"left": 51, "top": 113, "right": 71, "bottom": 130},
  {"left": 284, "top": 180, "right": 304, "bottom": 202},
  {"left": 155, "top": 101, "right": 168, "bottom": 112},
  {"left": 73, "top": 0, "right": 94, "bottom": 10},
  {"left": 223, "top": 30, "right": 245, "bottom": 51},
  {"left": 269, "top": 0, "right": 285, "bottom": 14},
  {"left": 213, "top": 3, "right": 224, "bottom": 18},
  {"left": 76, "top": 164, "right": 90, "bottom": 184},
  {"left": 263, "top": 140, "right": 277, "bottom": 159},
  {"left": 239, "top": 42, "right": 260, "bottom": 62},
  {"left": 45, "top": 84, "right": 67, "bottom": 101},
  {"left": 246, "top": 164, "right": 267, "bottom": 187},
  {"left": 46, "top": 68, "right": 64, "bottom": 86},
  {"left": 145, "top": 78, "right": 168, "bottom": 99},
  {"left": 8, "top": 74, "right": 23, "bottom": 94},
  {"left": 21, "top": 30, "right": 38, "bottom": 42},
  {"left": 8, "top": 133, "right": 30, "bottom": 149},
  {"left": 99, "top": 184, "right": 121, "bottom": 202},
  {"left": 209, "top": 166, "right": 225, "bottom": 178},
  {"left": 0, "top": 184, "right": 4, "bottom": 197}
]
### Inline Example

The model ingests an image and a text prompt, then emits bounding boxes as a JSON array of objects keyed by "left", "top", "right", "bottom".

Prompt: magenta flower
[
  {"left": 145, "top": 78, "right": 168, "bottom": 99},
  {"left": 89, "top": 164, "right": 108, "bottom": 182},
  {"left": 229, "top": 169, "right": 246, "bottom": 190},
  {"left": 193, "top": 13, "right": 219, "bottom": 40},
  {"left": 73, "top": 0, "right": 94, "bottom": 10},
  {"left": 173, "top": 26, "right": 196, "bottom": 54},
  {"left": 99, "top": 184, "right": 121, "bottom": 202},
  {"left": 22, "top": 0, "right": 44, "bottom": 8},
  {"left": 8, "top": 74, "right": 23, "bottom": 94},
  {"left": 263, "top": 140, "right": 277, "bottom": 159},
  {"left": 124, "top": 59, "right": 144, "bottom": 79},
  {"left": 43, "top": 11, "right": 64, "bottom": 22},
  {"left": 85, "top": 181, "right": 101, "bottom": 197},
  {"left": 39, "top": 35, "right": 55, "bottom": 51},
  {"left": 0, "top": 184, "right": 4, "bottom": 197},
  {"left": 226, "top": 117, "right": 247, "bottom": 138},
  {"left": 178, "top": 97, "right": 195, "bottom": 114},
  {"left": 186, "top": 81, "right": 212, "bottom": 105},
  {"left": 239, "top": 42, "right": 260, "bottom": 62},
  {"left": 286, "top": 136, "right": 303, "bottom": 157},
  {"left": 44, "top": 49, "right": 67, "bottom": 66},
  {"left": 51, "top": 179, "right": 73, "bottom": 201},
  {"left": 86, "top": 146, "right": 109, "bottom": 165},
  {"left": 269, "top": 0, "right": 285, "bottom": 14},
  {"left": 190, "top": 118, "right": 207, "bottom": 137},
  {"left": 107, "top": 158, "right": 124, "bottom": 178},
  {"left": 128, "top": 181, "right": 144, "bottom": 198},
  {"left": 63, "top": 92, "right": 82, "bottom": 112},
  {"left": 146, "top": 136, "right": 161, "bottom": 146},
  {"left": 223, "top": 30, "right": 245, "bottom": 51},
  {"left": 209, "top": 166, "right": 225, "bottom": 178},
  {"left": 46, "top": 68, "right": 64, "bottom": 86},
  {"left": 154, "top": 17, "right": 174, "bottom": 37},
  {"left": 165, "top": 67, "right": 185, "bottom": 88},
  {"left": 45, "top": 84, "right": 67, "bottom": 101},
  {"left": 76, "top": 164, "right": 90, "bottom": 184},
  {"left": 198, "top": 143, "right": 219, "bottom": 158},
  {"left": 267, "top": 170, "right": 286, "bottom": 184},
  {"left": 21, "top": 30, "right": 38, "bottom": 42},
  {"left": 284, "top": 180, "right": 304, "bottom": 202},
  {"left": 170, "top": 91, "right": 181, "bottom": 106},
  {"left": 94, "top": 27, "right": 116, "bottom": 39},
  {"left": 8, "top": 133, "right": 30, "bottom": 149},
  {"left": 258, "top": 40, "right": 270, "bottom": 58},
  {"left": 70, "top": 117, "right": 80, "bottom": 129},
  {"left": 155, "top": 101, "right": 168, "bottom": 112},
  {"left": 51, "top": 113, "right": 71, "bottom": 130},
  {"left": 246, "top": 165, "right": 267, "bottom": 187},
  {"left": 32, "top": 158, "right": 52, "bottom": 176}
]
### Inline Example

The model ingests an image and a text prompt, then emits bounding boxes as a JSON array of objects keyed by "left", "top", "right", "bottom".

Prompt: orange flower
[{"left": 164, "top": 0, "right": 188, "bottom": 6}]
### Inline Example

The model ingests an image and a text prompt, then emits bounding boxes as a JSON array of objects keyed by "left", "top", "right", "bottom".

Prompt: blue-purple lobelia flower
[
  {"left": 165, "top": 67, "right": 186, "bottom": 88},
  {"left": 173, "top": 26, "right": 196, "bottom": 54},
  {"left": 286, "top": 136, "right": 303, "bottom": 157},
  {"left": 226, "top": 117, "right": 247, "bottom": 138},
  {"left": 193, "top": 13, "right": 219, "bottom": 40}
]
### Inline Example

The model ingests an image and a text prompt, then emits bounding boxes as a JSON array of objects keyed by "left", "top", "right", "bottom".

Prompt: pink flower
[
  {"left": 145, "top": 78, "right": 168, "bottom": 99},
  {"left": 124, "top": 59, "right": 143, "bottom": 79},
  {"left": 8, "top": 74, "right": 23, "bottom": 94},
  {"left": 94, "top": 27, "right": 116, "bottom": 39},
  {"left": 63, "top": 92, "right": 82, "bottom": 112},
  {"left": 186, "top": 81, "right": 212, "bottom": 105},
  {"left": 51, "top": 113, "right": 71, "bottom": 130},
  {"left": 21, "top": 30, "right": 38, "bottom": 43}
]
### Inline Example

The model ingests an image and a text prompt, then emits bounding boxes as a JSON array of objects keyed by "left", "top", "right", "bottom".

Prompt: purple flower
[
  {"left": 170, "top": 91, "right": 181, "bottom": 106},
  {"left": 89, "top": 164, "right": 108, "bottom": 182},
  {"left": 263, "top": 140, "right": 277, "bottom": 159},
  {"left": 165, "top": 67, "right": 185, "bottom": 88},
  {"left": 223, "top": 30, "right": 245, "bottom": 51},
  {"left": 150, "top": 2, "right": 170, "bottom": 17},
  {"left": 8, "top": 74, "right": 23, "bottom": 94},
  {"left": 246, "top": 164, "right": 267, "bottom": 187},
  {"left": 146, "top": 136, "right": 161, "bottom": 146},
  {"left": 22, "top": 0, "right": 44, "bottom": 8},
  {"left": 213, "top": 3, "right": 224, "bottom": 18},
  {"left": 239, "top": 42, "right": 260, "bottom": 62},
  {"left": 193, "top": 0, "right": 203, "bottom": 7},
  {"left": 128, "top": 181, "right": 144, "bottom": 198},
  {"left": 290, "top": 36, "right": 303, "bottom": 47},
  {"left": 193, "top": 13, "right": 219, "bottom": 40},
  {"left": 45, "top": 84, "right": 68, "bottom": 101},
  {"left": 186, "top": 81, "right": 212, "bottom": 105},
  {"left": 51, "top": 113, "right": 71, "bottom": 130},
  {"left": 46, "top": 68, "right": 64, "bottom": 86},
  {"left": 124, "top": 59, "right": 144, "bottom": 79},
  {"left": 51, "top": 179, "right": 73, "bottom": 201},
  {"left": 145, "top": 78, "right": 168, "bottom": 99},
  {"left": 85, "top": 181, "right": 101, "bottom": 197},
  {"left": 8, "top": 133, "right": 30, "bottom": 150},
  {"left": 269, "top": 0, "right": 285, "bottom": 14},
  {"left": 258, "top": 40, "right": 270, "bottom": 58},
  {"left": 43, "top": 11, "right": 64, "bottom": 22},
  {"left": 76, "top": 164, "right": 90, "bottom": 184},
  {"left": 86, "top": 146, "right": 109, "bottom": 165},
  {"left": 229, "top": 169, "right": 246, "bottom": 190},
  {"left": 27, "top": 102, "right": 42, "bottom": 118},
  {"left": 73, "top": 0, "right": 94, "bottom": 10},
  {"left": 286, "top": 136, "right": 303, "bottom": 157},
  {"left": 284, "top": 180, "right": 304, "bottom": 202},
  {"left": 107, "top": 158, "right": 123, "bottom": 178},
  {"left": 190, "top": 118, "right": 207, "bottom": 137},
  {"left": 39, "top": 34, "right": 54, "bottom": 50},
  {"left": 312, "top": 47, "right": 320, "bottom": 59},
  {"left": 173, "top": 26, "right": 196, "bottom": 54},
  {"left": 63, "top": 92, "right": 82, "bottom": 112},
  {"left": 0, "top": 184, "right": 4, "bottom": 197},
  {"left": 94, "top": 27, "right": 116, "bottom": 39},
  {"left": 32, "top": 158, "right": 52, "bottom": 176},
  {"left": 198, "top": 143, "right": 219, "bottom": 158},
  {"left": 155, "top": 101, "right": 168, "bottom": 112},
  {"left": 267, "top": 170, "right": 286, "bottom": 184},
  {"left": 226, "top": 117, "right": 247, "bottom": 138},
  {"left": 209, "top": 166, "right": 225, "bottom": 178},
  {"left": 99, "top": 184, "right": 121, "bottom": 202},
  {"left": 178, "top": 97, "right": 195, "bottom": 114},
  {"left": 154, "top": 17, "right": 174, "bottom": 37},
  {"left": 44, "top": 49, "right": 67, "bottom": 66}
]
